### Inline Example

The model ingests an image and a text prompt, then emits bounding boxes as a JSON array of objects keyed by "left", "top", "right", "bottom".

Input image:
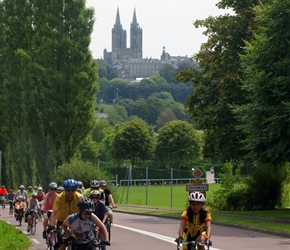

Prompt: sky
[{"left": 86, "top": 0, "right": 232, "bottom": 60}]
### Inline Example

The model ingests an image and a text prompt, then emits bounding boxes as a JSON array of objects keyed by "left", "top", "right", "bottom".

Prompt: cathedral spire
[
  {"left": 132, "top": 7, "right": 137, "bottom": 25},
  {"left": 115, "top": 7, "right": 121, "bottom": 26}
]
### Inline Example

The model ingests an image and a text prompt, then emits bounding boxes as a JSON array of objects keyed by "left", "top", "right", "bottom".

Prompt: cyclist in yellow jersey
[
  {"left": 49, "top": 179, "right": 82, "bottom": 250},
  {"left": 83, "top": 180, "right": 103, "bottom": 197},
  {"left": 177, "top": 192, "right": 212, "bottom": 250}
]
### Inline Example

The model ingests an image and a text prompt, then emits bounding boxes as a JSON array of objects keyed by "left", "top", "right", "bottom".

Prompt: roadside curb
[{"left": 115, "top": 209, "right": 290, "bottom": 239}]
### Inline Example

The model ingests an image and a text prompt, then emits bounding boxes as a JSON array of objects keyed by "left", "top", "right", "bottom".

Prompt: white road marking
[
  {"left": 31, "top": 238, "right": 41, "bottom": 244},
  {"left": 114, "top": 224, "right": 221, "bottom": 250}
]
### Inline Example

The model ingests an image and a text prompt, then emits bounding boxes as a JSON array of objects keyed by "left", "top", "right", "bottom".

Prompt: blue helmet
[{"left": 63, "top": 179, "right": 78, "bottom": 187}]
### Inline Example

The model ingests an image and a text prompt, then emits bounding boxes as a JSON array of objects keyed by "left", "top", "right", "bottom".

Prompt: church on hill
[{"left": 103, "top": 8, "right": 193, "bottom": 82}]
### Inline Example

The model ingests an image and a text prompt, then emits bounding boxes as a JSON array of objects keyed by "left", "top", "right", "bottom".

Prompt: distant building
[{"left": 103, "top": 8, "right": 193, "bottom": 82}]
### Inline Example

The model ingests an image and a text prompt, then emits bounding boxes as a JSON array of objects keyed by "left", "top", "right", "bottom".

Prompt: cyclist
[
  {"left": 62, "top": 197, "right": 110, "bottom": 250},
  {"left": 36, "top": 186, "right": 45, "bottom": 208},
  {"left": 26, "top": 193, "right": 40, "bottom": 232},
  {"left": 0, "top": 185, "right": 8, "bottom": 207},
  {"left": 90, "top": 190, "right": 108, "bottom": 248},
  {"left": 76, "top": 181, "right": 83, "bottom": 194},
  {"left": 14, "top": 185, "right": 29, "bottom": 203},
  {"left": 49, "top": 179, "right": 83, "bottom": 250},
  {"left": 26, "top": 186, "right": 35, "bottom": 200},
  {"left": 42, "top": 182, "right": 58, "bottom": 239},
  {"left": 14, "top": 196, "right": 27, "bottom": 221},
  {"left": 99, "top": 180, "right": 117, "bottom": 223},
  {"left": 176, "top": 192, "right": 212, "bottom": 250},
  {"left": 7, "top": 189, "right": 15, "bottom": 214},
  {"left": 83, "top": 180, "right": 103, "bottom": 198},
  {"left": 56, "top": 186, "right": 64, "bottom": 194}
]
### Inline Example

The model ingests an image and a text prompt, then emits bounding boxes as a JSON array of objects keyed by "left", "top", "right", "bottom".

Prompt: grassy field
[{"left": 0, "top": 220, "right": 31, "bottom": 250}]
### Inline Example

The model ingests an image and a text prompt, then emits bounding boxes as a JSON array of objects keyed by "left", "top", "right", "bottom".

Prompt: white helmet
[{"left": 188, "top": 192, "right": 205, "bottom": 202}]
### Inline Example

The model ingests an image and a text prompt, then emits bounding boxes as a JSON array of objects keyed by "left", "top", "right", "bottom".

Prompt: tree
[
  {"left": 156, "top": 109, "right": 177, "bottom": 129},
  {"left": 111, "top": 120, "right": 154, "bottom": 166},
  {"left": 176, "top": 0, "right": 260, "bottom": 162},
  {"left": 235, "top": 0, "right": 290, "bottom": 209},
  {"left": 0, "top": 0, "right": 98, "bottom": 186},
  {"left": 155, "top": 121, "right": 201, "bottom": 168},
  {"left": 159, "top": 63, "right": 177, "bottom": 83}
]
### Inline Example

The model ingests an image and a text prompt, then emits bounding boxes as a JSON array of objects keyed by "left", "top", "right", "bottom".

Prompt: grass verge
[
  {"left": 0, "top": 220, "right": 31, "bottom": 250},
  {"left": 115, "top": 205, "right": 290, "bottom": 237}
]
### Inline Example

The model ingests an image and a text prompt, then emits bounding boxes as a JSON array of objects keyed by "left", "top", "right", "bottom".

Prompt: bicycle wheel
[
  {"left": 31, "top": 215, "right": 37, "bottom": 235},
  {"left": 19, "top": 213, "right": 23, "bottom": 226}
]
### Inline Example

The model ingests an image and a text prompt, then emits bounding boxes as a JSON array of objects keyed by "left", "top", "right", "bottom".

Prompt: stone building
[{"left": 103, "top": 8, "right": 193, "bottom": 82}]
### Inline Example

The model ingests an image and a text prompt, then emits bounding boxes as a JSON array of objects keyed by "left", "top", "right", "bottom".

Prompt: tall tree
[
  {"left": 235, "top": 0, "right": 290, "bottom": 209},
  {"left": 177, "top": 0, "right": 260, "bottom": 162}
]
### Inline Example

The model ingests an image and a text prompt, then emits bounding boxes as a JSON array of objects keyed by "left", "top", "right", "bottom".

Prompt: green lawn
[
  {"left": 115, "top": 183, "right": 223, "bottom": 210},
  {"left": 0, "top": 220, "right": 31, "bottom": 250}
]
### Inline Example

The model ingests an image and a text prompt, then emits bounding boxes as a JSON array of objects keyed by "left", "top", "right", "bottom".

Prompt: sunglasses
[
  {"left": 82, "top": 211, "right": 92, "bottom": 215},
  {"left": 66, "top": 188, "right": 76, "bottom": 192},
  {"left": 90, "top": 196, "right": 100, "bottom": 199},
  {"left": 91, "top": 187, "right": 99, "bottom": 190}
]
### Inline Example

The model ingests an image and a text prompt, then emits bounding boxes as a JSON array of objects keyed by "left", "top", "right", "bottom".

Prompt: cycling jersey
[
  {"left": 53, "top": 191, "right": 83, "bottom": 222},
  {"left": 93, "top": 201, "right": 108, "bottom": 222},
  {"left": 83, "top": 188, "right": 103, "bottom": 198},
  {"left": 181, "top": 210, "right": 211, "bottom": 239},
  {"left": 100, "top": 189, "right": 111, "bottom": 206},
  {"left": 0, "top": 187, "right": 7, "bottom": 196},
  {"left": 68, "top": 213, "right": 95, "bottom": 240},
  {"left": 43, "top": 192, "right": 58, "bottom": 211}
]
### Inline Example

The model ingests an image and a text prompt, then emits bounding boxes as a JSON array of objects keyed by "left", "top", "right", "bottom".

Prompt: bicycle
[
  {"left": 0, "top": 195, "right": 6, "bottom": 208},
  {"left": 27, "top": 209, "right": 37, "bottom": 235},
  {"left": 45, "top": 226, "right": 59, "bottom": 250},
  {"left": 105, "top": 217, "right": 111, "bottom": 241},
  {"left": 15, "top": 208, "right": 24, "bottom": 226},
  {"left": 65, "top": 238, "right": 110, "bottom": 250},
  {"left": 8, "top": 200, "right": 14, "bottom": 216},
  {"left": 177, "top": 240, "right": 211, "bottom": 250},
  {"left": 38, "top": 201, "right": 43, "bottom": 222}
]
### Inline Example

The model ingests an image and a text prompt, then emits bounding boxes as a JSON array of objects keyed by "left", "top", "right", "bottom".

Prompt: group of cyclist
[{"left": 2, "top": 178, "right": 114, "bottom": 249}]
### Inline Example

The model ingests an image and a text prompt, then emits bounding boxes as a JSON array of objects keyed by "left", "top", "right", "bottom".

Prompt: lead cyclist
[{"left": 99, "top": 180, "right": 117, "bottom": 223}]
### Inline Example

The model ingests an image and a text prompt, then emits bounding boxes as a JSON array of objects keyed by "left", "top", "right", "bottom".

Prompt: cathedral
[{"left": 103, "top": 8, "right": 192, "bottom": 82}]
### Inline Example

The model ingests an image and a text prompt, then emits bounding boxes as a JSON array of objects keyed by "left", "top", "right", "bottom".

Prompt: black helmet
[
  {"left": 49, "top": 182, "right": 58, "bottom": 189},
  {"left": 99, "top": 180, "right": 107, "bottom": 186},
  {"left": 90, "top": 180, "right": 100, "bottom": 188},
  {"left": 77, "top": 197, "right": 95, "bottom": 212},
  {"left": 28, "top": 186, "right": 33, "bottom": 190}
]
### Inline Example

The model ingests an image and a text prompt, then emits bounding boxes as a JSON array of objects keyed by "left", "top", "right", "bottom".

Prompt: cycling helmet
[
  {"left": 38, "top": 187, "right": 43, "bottom": 191},
  {"left": 2, "top": 185, "right": 5, "bottom": 188},
  {"left": 99, "top": 180, "right": 107, "bottom": 186},
  {"left": 32, "top": 193, "right": 37, "bottom": 198},
  {"left": 49, "top": 182, "right": 58, "bottom": 189},
  {"left": 56, "top": 186, "right": 64, "bottom": 192},
  {"left": 63, "top": 179, "right": 79, "bottom": 187},
  {"left": 28, "top": 186, "right": 32, "bottom": 190},
  {"left": 90, "top": 190, "right": 100, "bottom": 197},
  {"left": 90, "top": 180, "right": 100, "bottom": 188},
  {"left": 18, "top": 196, "right": 23, "bottom": 199},
  {"left": 188, "top": 192, "right": 205, "bottom": 203},
  {"left": 78, "top": 181, "right": 83, "bottom": 188},
  {"left": 19, "top": 185, "right": 25, "bottom": 190},
  {"left": 77, "top": 197, "right": 95, "bottom": 212}
]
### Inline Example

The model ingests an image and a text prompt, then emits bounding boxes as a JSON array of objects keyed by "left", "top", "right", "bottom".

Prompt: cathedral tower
[{"left": 130, "top": 8, "right": 142, "bottom": 59}]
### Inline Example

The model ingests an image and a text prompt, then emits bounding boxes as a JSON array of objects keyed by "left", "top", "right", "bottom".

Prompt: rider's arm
[
  {"left": 49, "top": 209, "right": 58, "bottom": 227},
  {"left": 13, "top": 191, "right": 19, "bottom": 202},
  {"left": 108, "top": 194, "right": 116, "bottom": 208},
  {"left": 178, "top": 218, "right": 186, "bottom": 238},
  {"left": 205, "top": 220, "right": 211, "bottom": 239},
  {"left": 91, "top": 213, "right": 109, "bottom": 241},
  {"left": 62, "top": 217, "right": 72, "bottom": 238},
  {"left": 43, "top": 193, "right": 48, "bottom": 208}
]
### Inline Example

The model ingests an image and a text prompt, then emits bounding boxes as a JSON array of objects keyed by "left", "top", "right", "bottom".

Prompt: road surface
[{"left": 1, "top": 206, "right": 289, "bottom": 249}]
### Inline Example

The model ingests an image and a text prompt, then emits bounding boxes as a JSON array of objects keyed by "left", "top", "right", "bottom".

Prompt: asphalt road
[{"left": 1, "top": 206, "right": 289, "bottom": 250}]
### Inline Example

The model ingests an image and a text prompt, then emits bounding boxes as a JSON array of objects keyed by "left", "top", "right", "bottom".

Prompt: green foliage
[
  {"left": 155, "top": 121, "right": 201, "bottom": 168},
  {"left": 53, "top": 159, "right": 110, "bottom": 188},
  {"left": 111, "top": 120, "right": 154, "bottom": 166},
  {"left": 209, "top": 161, "right": 246, "bottom": 210}
]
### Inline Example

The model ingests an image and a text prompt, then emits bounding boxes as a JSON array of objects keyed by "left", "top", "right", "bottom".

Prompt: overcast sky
[{"left": 86, "top": 0, "right": 232, "bottom": 60}]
